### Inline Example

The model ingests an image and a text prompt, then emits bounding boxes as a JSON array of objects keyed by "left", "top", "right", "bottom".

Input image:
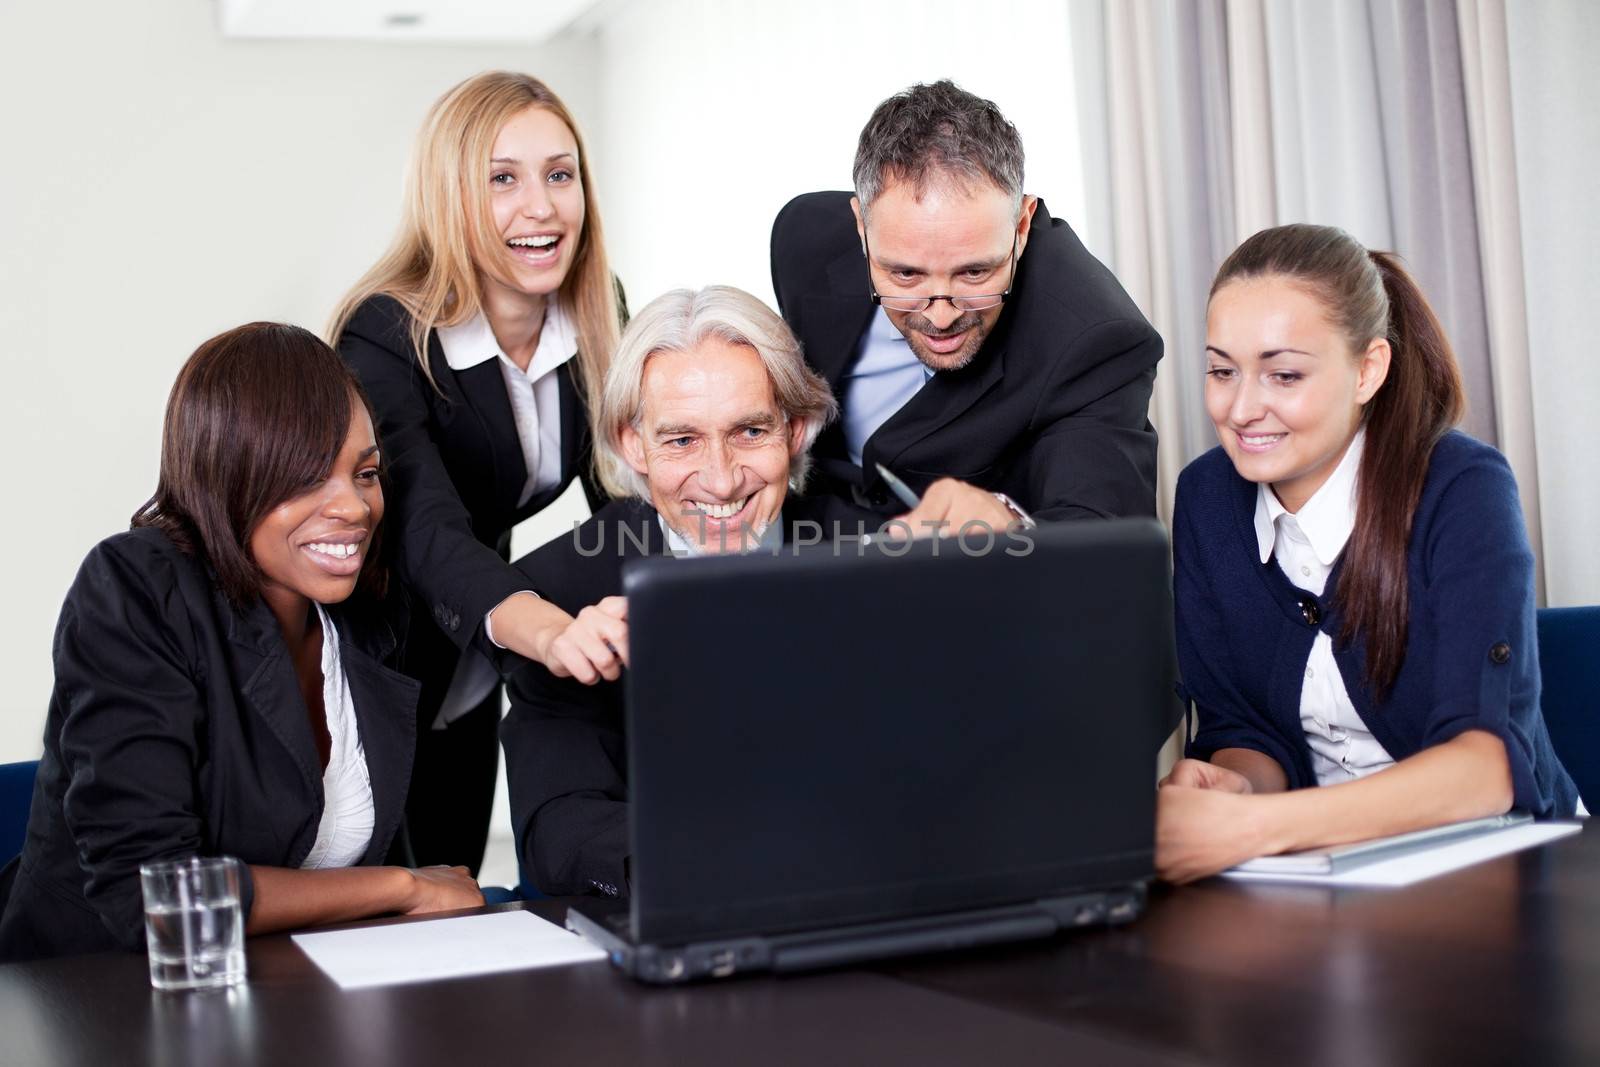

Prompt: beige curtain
[
  {"left": 1070, "top": 0, "right": 1600, "bottom": 605},
  {"left": 1456, "top": 0, "right": 1545, "bottom": 602}
]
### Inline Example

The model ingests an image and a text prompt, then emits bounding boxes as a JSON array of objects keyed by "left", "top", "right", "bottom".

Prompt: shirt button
[
  {"left": 1300, "top": 565, "right": 1311, "bottom": 577},
  {"left": 1306, "top": 666, "right": 1315, "bottom": 679},
  {"left": 1489, "top": 642, "right": 1512, "bottom": 665}
]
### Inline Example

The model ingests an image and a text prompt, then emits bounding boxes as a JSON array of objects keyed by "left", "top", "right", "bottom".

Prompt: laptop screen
[{"left": 622, "top": 520, "right": 1174, "bottom": 944}]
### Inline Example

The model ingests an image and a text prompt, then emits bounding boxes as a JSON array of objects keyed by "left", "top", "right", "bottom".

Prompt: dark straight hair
[
  {"left": 1210, "top": 224, "right": 1465, "bottom": 695},
  {"left": 133, "top": 322, "right": 387, "bottom": 606}
]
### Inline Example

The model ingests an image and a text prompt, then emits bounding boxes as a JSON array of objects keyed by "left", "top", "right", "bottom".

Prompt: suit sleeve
[
  {"left": 501, "top": 664, "right": 629, "bottom": 898},
  {"left": 338, "top": 300, "right": 531, "bottom": 654},
  {"left": 769, "top": 192, "right": 841, "bottom": 331},
  {"left": 1172, "top": 473, "right": 1306, "bottom": 786},
  {"left": 1021, "top": 317, "right": 1162, "bottom": 522},
  {"left": 770, "top": 195, "right": 804, "bottom": 322},
  {"left": 1416, "top": 453, "right": 1554, "bottom": 814},
  {"left": 52, "top": 542, "right": 256, "bottom": 949}
]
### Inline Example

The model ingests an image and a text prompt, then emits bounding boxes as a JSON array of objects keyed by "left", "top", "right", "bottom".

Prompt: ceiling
[{"left": 216, "top": 0, "right": 605, "bottom": 43}]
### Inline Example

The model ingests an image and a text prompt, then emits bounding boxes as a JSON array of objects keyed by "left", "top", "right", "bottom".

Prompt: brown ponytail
[
  {"left": 1210, "top": 226, "right": 1466, "bottom": 695},
  {"left": 1340, "top": 252, "right": 1464, "bottom": 692}
]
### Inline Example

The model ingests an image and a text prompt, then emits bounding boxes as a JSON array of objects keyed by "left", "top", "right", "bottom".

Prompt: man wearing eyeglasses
[{"left": 771, "top": 80, "right": 1161, "bottom": 532}]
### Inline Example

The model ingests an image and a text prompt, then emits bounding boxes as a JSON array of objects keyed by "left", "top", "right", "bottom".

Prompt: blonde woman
[{"left": 330, "top": 72, "right": 625, "bottom": 873}]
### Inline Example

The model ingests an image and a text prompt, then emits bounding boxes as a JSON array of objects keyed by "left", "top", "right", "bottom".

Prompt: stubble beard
[{"left": 900, "top": 311, "right": 989, "bottom": 372}]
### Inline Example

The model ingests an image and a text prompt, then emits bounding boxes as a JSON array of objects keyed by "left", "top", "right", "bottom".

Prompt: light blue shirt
[{"left": 842, "top": 308, "right": 932, "bottom": 467}]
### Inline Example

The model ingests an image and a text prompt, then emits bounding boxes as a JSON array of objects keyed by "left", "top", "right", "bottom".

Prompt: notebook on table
[{"left": 1227, "top": 813, "right": 1533, "bottom": 876}]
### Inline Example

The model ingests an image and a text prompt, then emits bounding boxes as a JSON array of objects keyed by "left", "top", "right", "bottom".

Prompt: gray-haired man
[{"left": 771, "top": 79, "right": 1162, "bottom": 531}]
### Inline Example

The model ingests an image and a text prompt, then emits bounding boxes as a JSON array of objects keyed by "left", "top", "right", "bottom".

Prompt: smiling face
[
  {"left": 248, "top": 398, "right": 384, "bottom": 621},
  {"left": 619, "top": 336, "right": 804, "bottom": 554},
  {"left": 472, "top": 105, "right": 586, "bottom": 311},
  {"left": 1204, "top": 275, "right": 1391, "bottom": 512},
  {"left": 853, "top": 177, "right": 1034, "bottom": 372}
]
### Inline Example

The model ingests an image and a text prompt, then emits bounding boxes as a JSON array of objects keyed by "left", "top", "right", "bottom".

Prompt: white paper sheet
[
  {"left": 1221, "top": 821, "right": 1583, "bottom": 887},
  {"left": 292, "top": 909, "right": 607, "bottom": 989}
]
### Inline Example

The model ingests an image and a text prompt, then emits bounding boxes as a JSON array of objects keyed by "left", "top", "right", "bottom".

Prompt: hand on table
[
  {"left": 402, "top": 865, "right": 484, "bottom": 914},
  {"left": 1155, "top": 784, "right": 1270, "bottom": 884},
  {"left": 1160, "top": 758, "right": 1254, "bottom": 794}
]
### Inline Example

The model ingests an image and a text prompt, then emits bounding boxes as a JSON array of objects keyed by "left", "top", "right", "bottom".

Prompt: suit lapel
[
  {"left": 445, "top": 352, "right": 528, "bottom": 512},
  {"left": 863, "top": 343, "right": 1007, "bottom": 478},
  {"left": 556, "top": 361, "right": 585, "bottom": 486},
  {"left": 342, "top": 650, "right": 420, "bottom": 865},
  {"left": 227, "top": 601, "right": 322, "bottom": 803}
]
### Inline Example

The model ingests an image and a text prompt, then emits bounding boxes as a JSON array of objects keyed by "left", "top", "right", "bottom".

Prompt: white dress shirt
[
  {"left": 302, "top": 603, "right": 375, "bottom": 870},
  {"left": 1252, "top": 429, "right": 1397, "bottom": 786},
  {"left": 436, "top": 301, "right": 578, "bottom": 506},
  {"left": 659, "top": 512, "right": 785, "bottom": 556},
  {"left": 842, "top": 307, "right": 931, "bottom": 466},
  {"left": 433, "top": 302, "right": 578, "bottom": 727}
]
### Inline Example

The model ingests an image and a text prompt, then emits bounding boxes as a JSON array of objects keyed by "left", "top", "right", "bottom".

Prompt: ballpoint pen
[{"left": 873, "top": 462, "right": 921, "bottom": 510}]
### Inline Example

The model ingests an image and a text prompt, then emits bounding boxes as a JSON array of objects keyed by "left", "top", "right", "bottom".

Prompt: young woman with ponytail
[{"left": 1157, "top": 223, "right": 1580, "bottom": 883}]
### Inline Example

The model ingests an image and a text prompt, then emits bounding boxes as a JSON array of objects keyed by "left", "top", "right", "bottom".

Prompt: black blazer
[
  {"left": 0, "top": 528, "right": 419, "bottom": 961},
  {"left": 502, "top": 496, "right": 856, "bottom": 899},
  {"left": 338, "top": 295, "right": 604, "bottom": 657},
  {"left": 770, "top": 191, "right": 1162, "bottom": 521}
]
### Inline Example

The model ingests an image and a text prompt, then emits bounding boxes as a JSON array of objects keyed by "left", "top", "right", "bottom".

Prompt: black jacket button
[
  {"left": 1489, "top": 642, "right": 1512, "bottom": 665},
  {"left": 1299, "top": 598, "right": 1321, "bottom": 627}
]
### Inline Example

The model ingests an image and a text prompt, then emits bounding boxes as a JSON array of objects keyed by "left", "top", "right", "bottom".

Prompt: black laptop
[{"left": 565, "top": 519, "right": 1178, "bottom": 983}]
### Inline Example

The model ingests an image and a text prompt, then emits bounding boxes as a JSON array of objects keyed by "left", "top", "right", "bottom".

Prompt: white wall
[
  {"left": 590, "top": 0, "right": 1091, "bottom": 309},
  {"left": 0, "top": 1, "right": 599, "bottom": 761}
]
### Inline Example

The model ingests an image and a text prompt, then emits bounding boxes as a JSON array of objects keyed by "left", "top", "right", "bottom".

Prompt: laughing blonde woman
[{"left": 330, "top": 72, "right": 626, "bottom": 874}]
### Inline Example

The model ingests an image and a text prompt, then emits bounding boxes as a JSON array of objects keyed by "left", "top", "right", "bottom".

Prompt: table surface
[{"left": 3, "top": 827, "right": 1595, "bottom": 1067}]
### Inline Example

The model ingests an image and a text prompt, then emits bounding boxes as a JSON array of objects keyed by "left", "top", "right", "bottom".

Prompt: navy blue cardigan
[{"left": 1173, "top": 430, "right": 1578, "bottom": 818}]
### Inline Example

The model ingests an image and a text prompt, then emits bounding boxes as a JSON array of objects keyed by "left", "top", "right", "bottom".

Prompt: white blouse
[
  {"left": 1252, "top": 429, "right": 1398, "bottom": 786},
  {"left": 436, "top": 300, "right": 578, "bottom": 507},
  {"left": 433, "top": 302, "right": 579, "bottom": 728},
  {"left": 301, "top": 603, "right": 375, "bottom": 870}
]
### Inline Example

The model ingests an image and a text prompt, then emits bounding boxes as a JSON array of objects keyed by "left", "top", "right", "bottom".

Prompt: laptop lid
[{"left": 621, "top": 519, "right": 1177, "bottom": 945}]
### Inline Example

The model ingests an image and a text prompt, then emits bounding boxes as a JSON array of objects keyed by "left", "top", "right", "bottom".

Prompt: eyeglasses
[{"left": 864, "top": 230, "right": 1018, "bottom": 313}]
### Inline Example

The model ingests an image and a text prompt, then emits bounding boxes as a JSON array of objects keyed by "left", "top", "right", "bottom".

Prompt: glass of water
[{"left": 139, "top": 856, "right": 246, "bottom": 991}]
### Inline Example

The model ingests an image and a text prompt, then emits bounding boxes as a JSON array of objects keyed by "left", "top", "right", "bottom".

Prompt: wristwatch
[{"left": 991, "top": 492, "right": 1037, "bottom": 530}]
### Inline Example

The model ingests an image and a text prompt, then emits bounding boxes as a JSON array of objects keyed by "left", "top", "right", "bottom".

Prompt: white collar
[
  {"left": 1253, "top": 427, "right": 1365, "bottom": 566},
  {"left": 657, "top": 509, "right": 785, "bottom": 557},
  {"left": 436, "top": 301, "right": 578, "bottom": 379}
]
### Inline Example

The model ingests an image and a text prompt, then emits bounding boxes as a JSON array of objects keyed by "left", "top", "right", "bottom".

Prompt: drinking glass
[{"left": 139, "top": 856, "right": 246, "bottom": 991}]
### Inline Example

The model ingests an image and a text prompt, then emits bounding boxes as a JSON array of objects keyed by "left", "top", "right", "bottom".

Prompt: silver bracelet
[{"left": 991, "top": 492, "right": 1037, "bottom": 530}]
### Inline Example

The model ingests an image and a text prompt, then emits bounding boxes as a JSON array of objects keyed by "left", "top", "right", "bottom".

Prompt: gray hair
[
  {"left": 852, "top": 79, "right": 1025, "bottom": 216},
  {"left": 596, "top": 286, "right": 837, "bottom": 500}
]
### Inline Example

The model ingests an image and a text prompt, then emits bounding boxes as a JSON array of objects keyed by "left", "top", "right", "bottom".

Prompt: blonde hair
[
  {"left": 328, "top": 71, "right": 620, "bottom": 422},
  {"left": 597, "top": 286, "right": 836, "bottom": 500}
]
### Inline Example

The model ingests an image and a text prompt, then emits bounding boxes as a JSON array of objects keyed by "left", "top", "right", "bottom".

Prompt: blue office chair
[
  {"left": 1537, "top": 607, "right": 1600, "bottom": 811},
  {"left": 1, "top": 760, "right": 40, "bottom": 867},
  {"left": 479, "top": 860, "right": 544, "bottom": 905}
]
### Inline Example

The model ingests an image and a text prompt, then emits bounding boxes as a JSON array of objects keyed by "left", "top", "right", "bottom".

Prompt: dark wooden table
[{"left": 3, "top": 827, "right": 1594, "bottom": 1066}]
